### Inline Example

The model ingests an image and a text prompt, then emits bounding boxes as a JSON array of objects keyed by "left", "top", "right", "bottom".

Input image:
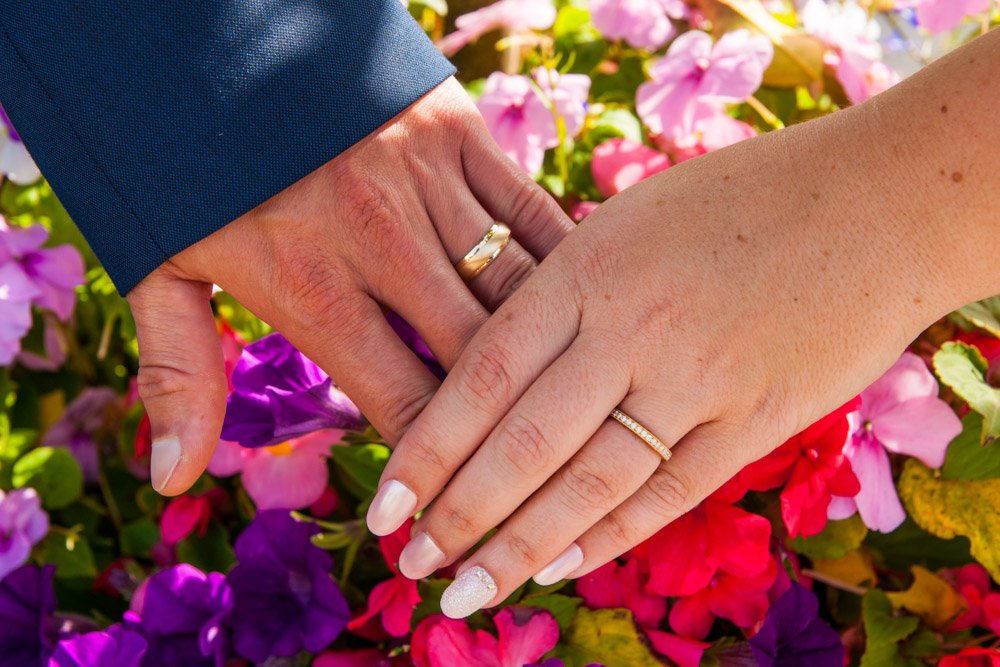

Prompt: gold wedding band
[
  {"left": 456, "top": 223, "right": 511, "bottom": 282},
  {"left": 609, "top": 408, "right": 672, "bottom": 462}
]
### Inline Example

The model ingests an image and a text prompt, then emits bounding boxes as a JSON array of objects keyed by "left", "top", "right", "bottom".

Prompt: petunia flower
[
  {"left": 49, "top": 625, "right": 148, "bottom": 667},
  {"left": 589, "top": 0, "right": 688, "bottom": 51},
  {"left": 828, "top": 352, "right": 962, "bottom": 533},
  {"left": 477, "top": 70, "right": 590, "bottom": 175},
  {"left": 590, "top": 138, "right": 671, "bottom": 198},
  {"left": 895, "top": 0, "right": 991, "bottom": 33},
  {"left": 411, "top": 607, "right": 559, "bottom": 667},
  {"left": 575, "top": 554, "right": 666, "bottom": 627},
  {"left": 348, "top": 519, "right": 421, "bottom": 637},
  {"left": 0, "top": 488, "right": 50, "bottom": 581},
  {"left": 221, "top": 333, "right": 363, "bottom": 448},
  {"left": 749, "top": 582, "right": 844, "bottom": 667},
  {"left": 437, "top": 0, "right": 556, "bottom": 56},
  {"left": 740, "top": 398, "right": 860, "bottom": 538},
  {"left": 42, "top": 387, "right": 120, "bottom": 482},
  {"left": 0, "top": 105, "right": 41, "bottom": 185},
  {"left": 226, "top": 510, "right": 350, "bottom": 662},
  {"left": 0, "top": 564, "right": 57, "bottom": 667},
  {"left": 636, "top": 29, "right": 772, "bottom": 148},
  {"left": 668, "top": 557, "right": 777, "bottom": 639},
  {"left": 125, "top": 564, "right": 233, "bottom": 667}
]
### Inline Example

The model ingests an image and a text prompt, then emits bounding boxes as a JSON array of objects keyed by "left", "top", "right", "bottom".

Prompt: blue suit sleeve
[{"left": 0, "top": 1, "right": 455, "bottom": 294}]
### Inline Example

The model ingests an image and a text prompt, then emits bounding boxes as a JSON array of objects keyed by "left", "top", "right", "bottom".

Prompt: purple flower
[
  {"left": 1, "top": 104, "right": 21, "bottom": 142},
  {"left": 125, "top": 564, "right": 233, "bottom": 667},
  {"left": 0, "top": 488, "right": 50, "bottom": 581},
  {"left": 1, "top": 218, "right": 85, "bottom": 322},
  {"left": 42, "top": 388, "right": 119, "bottom": 483},
  {"left": 0, "top": 564, "right": 57, "bottom": 667},
  {"left": 227, "top": 510, "right": 350, "bottom": 662},
  {"left": 221, "top": 333, "right": 363, "bottom": 448},
  {"left": 50, "top": 625, "right": 147, "bottom": 667},
  {"left": 749, "top": 583, "right": 843, "bottom": 667}
]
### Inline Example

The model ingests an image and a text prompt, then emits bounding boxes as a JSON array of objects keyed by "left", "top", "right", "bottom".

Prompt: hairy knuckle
[
  {"left": 644, "top": 467, "right": 695, "bottom": 518},
  {"left": 498, "top": 415, "right": 552, "bottom": 475},
  {"left": 462, "top": 345, "right": 516, "bottom": 405}
]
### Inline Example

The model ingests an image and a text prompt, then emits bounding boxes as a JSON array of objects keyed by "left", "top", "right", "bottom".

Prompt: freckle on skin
[
  {"left": 723, "top": 175, "right": 731, "bottom": 181},
  {"left": 736, "top": 234, "right": 748, "bottom": 243},
  {"left": 822, "top": 249, "right": 831, "bottom": 258},
  {"left": 604, "top": 293, "right": 612, "bottom": 301},
  {"left": 811, "top": 192, "right": 820, "bottom": 200},
  {"left": 940, "top": 169, "right": 946, "bottom": 176},
  {"left": 952, "top": 171, "right": 964, "bottom": 183},
  {"left": 941, "top": 104, "right": 948, "bottom": 114},
  {"left": 914, "top": 296, "right": 924, "bottom": 304}
]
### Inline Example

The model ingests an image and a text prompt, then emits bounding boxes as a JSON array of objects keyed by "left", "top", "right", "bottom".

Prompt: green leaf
[
  {"left": 933, "top": 342, "right": 1000, "bottom": 444},
  {"left": 952, "top": 296, "right": 1000, "bottom": 337},
  {"left": 790, "top": 515, "right": 868, "bottom": 561},
  {"left": 942, "top": 413, "right": 1000, "bottom": 480},
  {"left": 860, "top": 590, "right": 921, "bottom": 667},
  {"left": 121, "top": 518, "right": 161, "bottom": 558},
  {"left": 176, "top": 520, "right": 235, "bottom": 573},
  {"left": 329, "top": 443, "right": 391, "bottom": 500},
  {"left": 865, "top": 518, "right": 971, "bottom": 572},
  {"left": 412, "top": 578, "right": 451, "bottom": 626},
  {"left": 39, "top": 532, "right": 97, "bottom": 579},
  {"left": 557, "top": 608, "right": 662, "bottom": 667},
  {"left": 520, "top": 594, "right": 582, "bottom": 633},
  {"left": 589, "top": 108, "right": 644, "bottom": 144},
  {"left": 0, "top": 429, "right": 36, "bottom": 488},
  {"left": 12, "top": 447, "right": 83, "bottom": 509}
]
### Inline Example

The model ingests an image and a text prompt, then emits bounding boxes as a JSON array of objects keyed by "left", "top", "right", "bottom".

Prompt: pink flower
[
  {"left": 348, "top": 519, "right": 421, "bottom": 637},
  {"left": 669, "top": 557, "right": 778, "bottom": 639},
  {"left": 576, "top": 554, "right": 667, "bottom": 627},
  {"left": 438, "top": 0, "right": 556, "bottom": 56},
  {"left": 591, "top": 138, "right": 670, "bottom": 198},
  {"left": 898, "top": 0, "right": 991, "bottom": 33},
  {"left": 207, "top": 429, "right": 343, "bottom": 510},
  {"left": 589, "top": 0, "right": 688, "bottom": 51},
  {"left": 646, "top": 629, "right": 710, "bottom": 667},
  {"left": 315, "top": 649, "right": 410, "bottom": 667},
  {"left": 0, "top": 261, "right": 38, "bottom": 366},
  {"left": 941, "top": 564, "right": 992, "bottom": 632},
  {"left": 570, "top": 201, "right": 599, "bottom": 221},
  {"left": 0, "top": 488, "right": 49, "bottom": 581},
  {"left": 411, "top": 607, "right": 559, "bottom": 667},
  {"left": 828, "top": 352, "right": 962, "bottom": 532},
  {"left": 159, "top": 489, "right": 225, "bottom": 546},
  {"left": 478, "top": 70, "right": 590, "bottom": 174},
  {"left": 637, "top": 29, "right": 772, "bottom": 148},
  {"left": 0, "top": 106, "right": 40, "bottom": 185}
]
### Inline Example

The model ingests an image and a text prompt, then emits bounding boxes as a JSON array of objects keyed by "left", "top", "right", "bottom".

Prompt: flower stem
[
  {"left": 747, "top": 96, "right": 785, "bottom": 130},
  {"left": 801, "top": 568, "right": 868, "bottom": 596}
]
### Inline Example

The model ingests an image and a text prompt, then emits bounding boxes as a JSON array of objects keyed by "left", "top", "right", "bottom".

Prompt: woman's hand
[
  {"left": 127, "top": 77, "right": 573, "bottom": 495},
  {"left": 368, "top": 30, "right": 1000, "bottom": 618}
]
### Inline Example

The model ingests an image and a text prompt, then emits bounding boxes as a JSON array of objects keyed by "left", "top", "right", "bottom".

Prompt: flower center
[
  {"left": 288, "top": 569, "right": 313, "bottom": 605},
  {"left": 694, "top": 57, "right": 711, "bottom": 72},
  {"left": 265, "top": 441, "right": 294, "bottom": 457},
  {"left": 863, "top": 420, "right": 874, "bottom": 432}
]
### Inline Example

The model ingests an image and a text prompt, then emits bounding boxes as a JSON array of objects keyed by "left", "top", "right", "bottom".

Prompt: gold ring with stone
[
  {"left": 609, "top": 408, "right": 672, "bottom": 462},
  {"left": 456, "top": 223, "right": 511, "bottom": 282}
]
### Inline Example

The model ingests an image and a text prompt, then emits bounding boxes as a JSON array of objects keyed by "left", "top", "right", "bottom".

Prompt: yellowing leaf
[
  {"left": 899, "top": 460, "right": 1000, "bottom": 582},
  {"left": 933, "top": 342, "right": 1000, "bottom": 444},
  {"left": 558, "top": 608, "right": 662, "bottom": 667},
  {"left": 953, "top": 296, "right": 1000, "bottom": 338},
  {"left": 886, "top": 566, "right": 967, "bottom": 630},
  {"left": 813, "top": 549, "right": 877, "bottom": 588}
]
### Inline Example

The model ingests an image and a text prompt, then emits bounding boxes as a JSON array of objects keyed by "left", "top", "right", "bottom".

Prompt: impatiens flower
[
  {"left": 576, "top": 555, "right": 666, "bottom": 627},
  {"left": 438, "top": 0, "right": 555, "bottom": 56},
  {"left": 749, "top": 583, "right": 844, "bottom": 667},
  {"left": 530, "top": 660, "right": 603, "bottom": 667},
  {"left": 637, "top": 30, "right": 773, "bottom": 148},
  {"left": 42, "top": 387, "right": 120, "bottom": 482},
  {"left": 0, "top": 488, "right": 49, "bottom": 581},
  {"left": 17, "top": 313, "right": 69, "bottom": 371},
  {"left": 897, "top": 0, "right": 991, "bottom": 33},
  {"left": 125, "top": 564, "right": 233, "bottom": 667},
  {"left": 348, "top": 519, "right": 421, "bottom": 637},
  {"left": 645, "top": 629, "right": 709, "bottom": 667},
  {"left": 221, "top": 333, "right": 363, "bottom": 448},
  {"left": 0, "top": 261, "right": 38, "bottom": 365},
  {"left": 159, "top": 490, "right": 225, "bottom": 546},
  {"left": 477, "top": 70, "right": 590, "bottom": 175},
  {"left": 0, "top": 564, "right": 57, "bottom": 667},
  {"left": 939, "top": 647, "right": 1000, "bottom": 667},
  {"left": 227, "top": 511, "right": 350, "bottom": 662},
  {"left": 669, "top": 557, "right": 777, "bottom": 639},
  {"left": 50, "top": 625, "right": 148, "bottom": 667},
  {"left": 208, "top": 430, "right": 342, "bottom": 509},
  {"left": 0, "top": 105, "right": 41, "bottom": 185},
  {"left": 589, "top": 0, "right": 687, "bottom": 51},
  {"left": 740, "top": 398, "right": 860, "bottom": 538},
  {"left": 412, "top": 608, "right": 559, "bottom": 667},
  {"left": 0, "top": 218, "right": 85, "bottom": 322},
  {"left": 590, "top": 138, "right": 670, "bottom": 198},
  {"left": 828, "top": 352, "right": 962, "bottom": 532},
  {"left": 941, "top": 564, "right": 992, "bottom": 632}
]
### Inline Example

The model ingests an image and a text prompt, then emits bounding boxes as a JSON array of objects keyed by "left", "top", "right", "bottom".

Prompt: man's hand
[{"left": 127, "top": 77, "right": 573, "bottom": 495}]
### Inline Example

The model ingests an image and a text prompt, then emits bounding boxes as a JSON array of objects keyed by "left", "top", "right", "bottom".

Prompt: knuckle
[
  {"left": 339, "top": 174, "right": 409, "bottom": 259},
  {"left": 462, "top": 345, "right": 516, "bottom": 405},
  {"left": 503, "top": 532, "right": 542, "bottom": 569},
  {"left": 399, "top": 432, "right": 448, "bottom": 472},
  {"left": 436, "top": 502, "right": 478, "bottom": 536},
  {"left": 483, "top": 253, "right": 535, "bottom": 308},
  {"left": 643, "top": 467, "right": 696, "bottom": 518},
  {"left": 560, "top": 457, "right": 619, "bottom": 513},
  {"left": 375, "top": 387, "right": 433, "bottom": 444},
  {"left": 137, "top": 364, "right": 224, "bottom": 403},
  {"left": 601, "top": 510, "right": 638, "bottom": 546},
  {"left": 497, "top": 414, "right": 553, "bottom": 475}
]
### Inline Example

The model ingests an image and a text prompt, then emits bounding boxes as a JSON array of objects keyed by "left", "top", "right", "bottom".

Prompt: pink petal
[
  {"left": 872, "top": 396, "right": 961, "bottom": 468},
  {"left": 827, "top": 494, "right": 858, "bottom": 521},
  {"left": 636, "top": 73, "right": 702, "bottom": 143},
  {"left": 590, "top": 0, "right": 677, "bottom": 51},
  {"left": 0, "top": 140, "right": 41, "bottom": 185},
  {"left": 495, "top": 608, "right": 559, "bottom": 667},
  {"left": 426, "top": 621, "right": 502, "bottom": 667},
  {"left": 241, "top": 446, "right": 329, "bottom": 510},
  {"left": 844, "top": 435, "right": 906, "bottom": 532},
  {"left": 381, "top": 577, "right": 420, "bottom": 637},
  {"left": 668, "top": 592, "right": 715, "bottom": 639},
  {"left": 862, "top": 352, "right": 938, "bottom": 418},
  {"left": 315, "top": 649, "right": 394, "bottom": 667},
  {"left": 916, "top": 0, "right": 990, "bottom": 32},
  {"left": 206, "top": 440, "right": 245, "bottom": 477},
  {"left": 700, "top": 30, "right": 773, "bottom": 102},
  {"left": 646, "top": 629, "right": 710, "bottom": 667},
  {"left": 693, "top": 105, "right": 756, "bottom": 152},
  {"left": 590, "top": 138, "right": 670, "bottom": 197}
]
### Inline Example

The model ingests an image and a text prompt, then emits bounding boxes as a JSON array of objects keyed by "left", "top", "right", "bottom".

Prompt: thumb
[{"left": 127, "top": 268, "right": 227, "bottom": 496}]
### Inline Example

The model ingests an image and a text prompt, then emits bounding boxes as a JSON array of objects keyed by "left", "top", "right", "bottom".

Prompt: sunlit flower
[
  {"left": 0, "top": 488, "right": 49, "bottom": 581},
  {"left": 50, "top": 625, "right": 148, "bottom": 667},
  {"left": 590, "top": 138, "right": 670, "bottom": 198},
  {"left": 590, "top": 0, "right": 687, "bottom": 51},
  {"left": 438, "top": 0, "right": 556, "bottom": 56},
  {"left": 0, "top": 105, "right": 41, "bottom": 185},
  {"left": 896, "top": 0, "right": 991, "bottom": 33},
  {"left": 411, "top": 608, "right": 558, "bottom": 667}
]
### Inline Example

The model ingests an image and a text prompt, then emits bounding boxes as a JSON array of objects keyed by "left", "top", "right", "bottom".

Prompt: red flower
[
  {"left": 411, "top": 607, "right": 559, "bottom": 667},
  {"left": 668, "top": 557, "right": 778, "bottom": 639},
  {"left": 576, "top": 554, "right": 666, "bottom": 627},
  {"left": 348, "top": 519, "right": 421, "bottom": 637},
  {"left": 941, "top": 564, "right": 992, "bottom": 631},
  {"left": 159, "top": 489, "right": 225, "bottom": 546},
  {"left": 939, "top": 648, "right": 1000, "bottom": 667},
  {"left": 740, "top": 399, "right": 861, "bottom": 538}
]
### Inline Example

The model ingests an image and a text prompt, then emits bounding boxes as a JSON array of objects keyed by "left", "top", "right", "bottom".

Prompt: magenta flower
[
  {"left": 0, "top": 218, "right": 85, "bottom": 321},
  {"left": 50, "top": 625, "right": 148, "bottom": 667},
  {"left": 438, "top": 0, "right": 556, "bottom": 56},
  {"left": 898, "top": 0, "right": 991, "bottom": 33},
  {"left": 0, "top": 564, "right": 57, "bottom": 667},
  {"left": 591, "top": 138, "right": 670, "bottom": 198},
  {"left": 0, "top": 261, "right": 38, "bottom": 366},
  {"left": 477, "top": 69, "right": 590, "bottom": 175},
  {"left": 0, "top": 105, "right": 40, "bottom": 185},
  {"left": 0, "top": 488, "right": 49, "bottom": 582},
  {"left": 636, "top": 30, "right": 772, "bottom": 148},
  {"left": 412, "top": 608, "right": 559, "bottom": 667},
  {"left": 575, "top": 555, "right": 666, "bottom": 627},
  {"left": 828, "top": 352, "right": 962, "bottom": 532},
  {"left": 590, "top": 0, "right": 687, "bottom": 51},
  {"left": 42, "top": 387, "right": 119, "bottom": 482},
  {"left": 347, "top": 519, "right": 421, "bottom": 637},
  {"left": 645, "top": 630, "right": 710, "bottom": 667}
]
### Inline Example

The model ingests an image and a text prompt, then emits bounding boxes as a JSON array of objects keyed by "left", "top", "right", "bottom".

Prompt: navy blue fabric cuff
[{"left": 0, "top": 1, "right": 454, "bottom": 294}]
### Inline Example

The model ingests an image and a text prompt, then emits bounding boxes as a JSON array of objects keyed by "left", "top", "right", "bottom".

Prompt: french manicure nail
[
  {"left": 441, "top": 566, "right": 497, "bottom": 619},
  {"left": 532, "top": 544, "right": 584, "bottom": 586},
  {"left": 367, "top": 480, "right": 417, "bottom": 536},
  {"left": 398, "top": 532, "right": 446, "bottom": 580},
  {"left": 151, "top": 436, "right": 182, "bottom": 493}
]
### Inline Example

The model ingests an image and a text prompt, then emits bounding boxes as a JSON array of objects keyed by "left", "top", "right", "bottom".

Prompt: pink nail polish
[
  {"left": 366, "top": 480, "right": 417, "bottom": 536},
  {"left": 532, "top": 544, "right": 584, "bottom": 586},
  {"left": 398, "top": 532, "right": 446, "bottom": 579}
]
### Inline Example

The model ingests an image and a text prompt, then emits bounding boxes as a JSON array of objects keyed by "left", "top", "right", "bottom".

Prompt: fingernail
[
  {"left": 398, "top": 532, "right": 446, "bottom": 580},
  {"left": 441, "top": 566, "right": 497, "bottom": 619},
  {"left": 532, "top": 544, "right": 584, "bottom": 586},
  {"left": 367, "top": 480, "right": 417, "bottom": 536},
  {"left": 151, "top": 436, "right": 182, "bottom": 493}
]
